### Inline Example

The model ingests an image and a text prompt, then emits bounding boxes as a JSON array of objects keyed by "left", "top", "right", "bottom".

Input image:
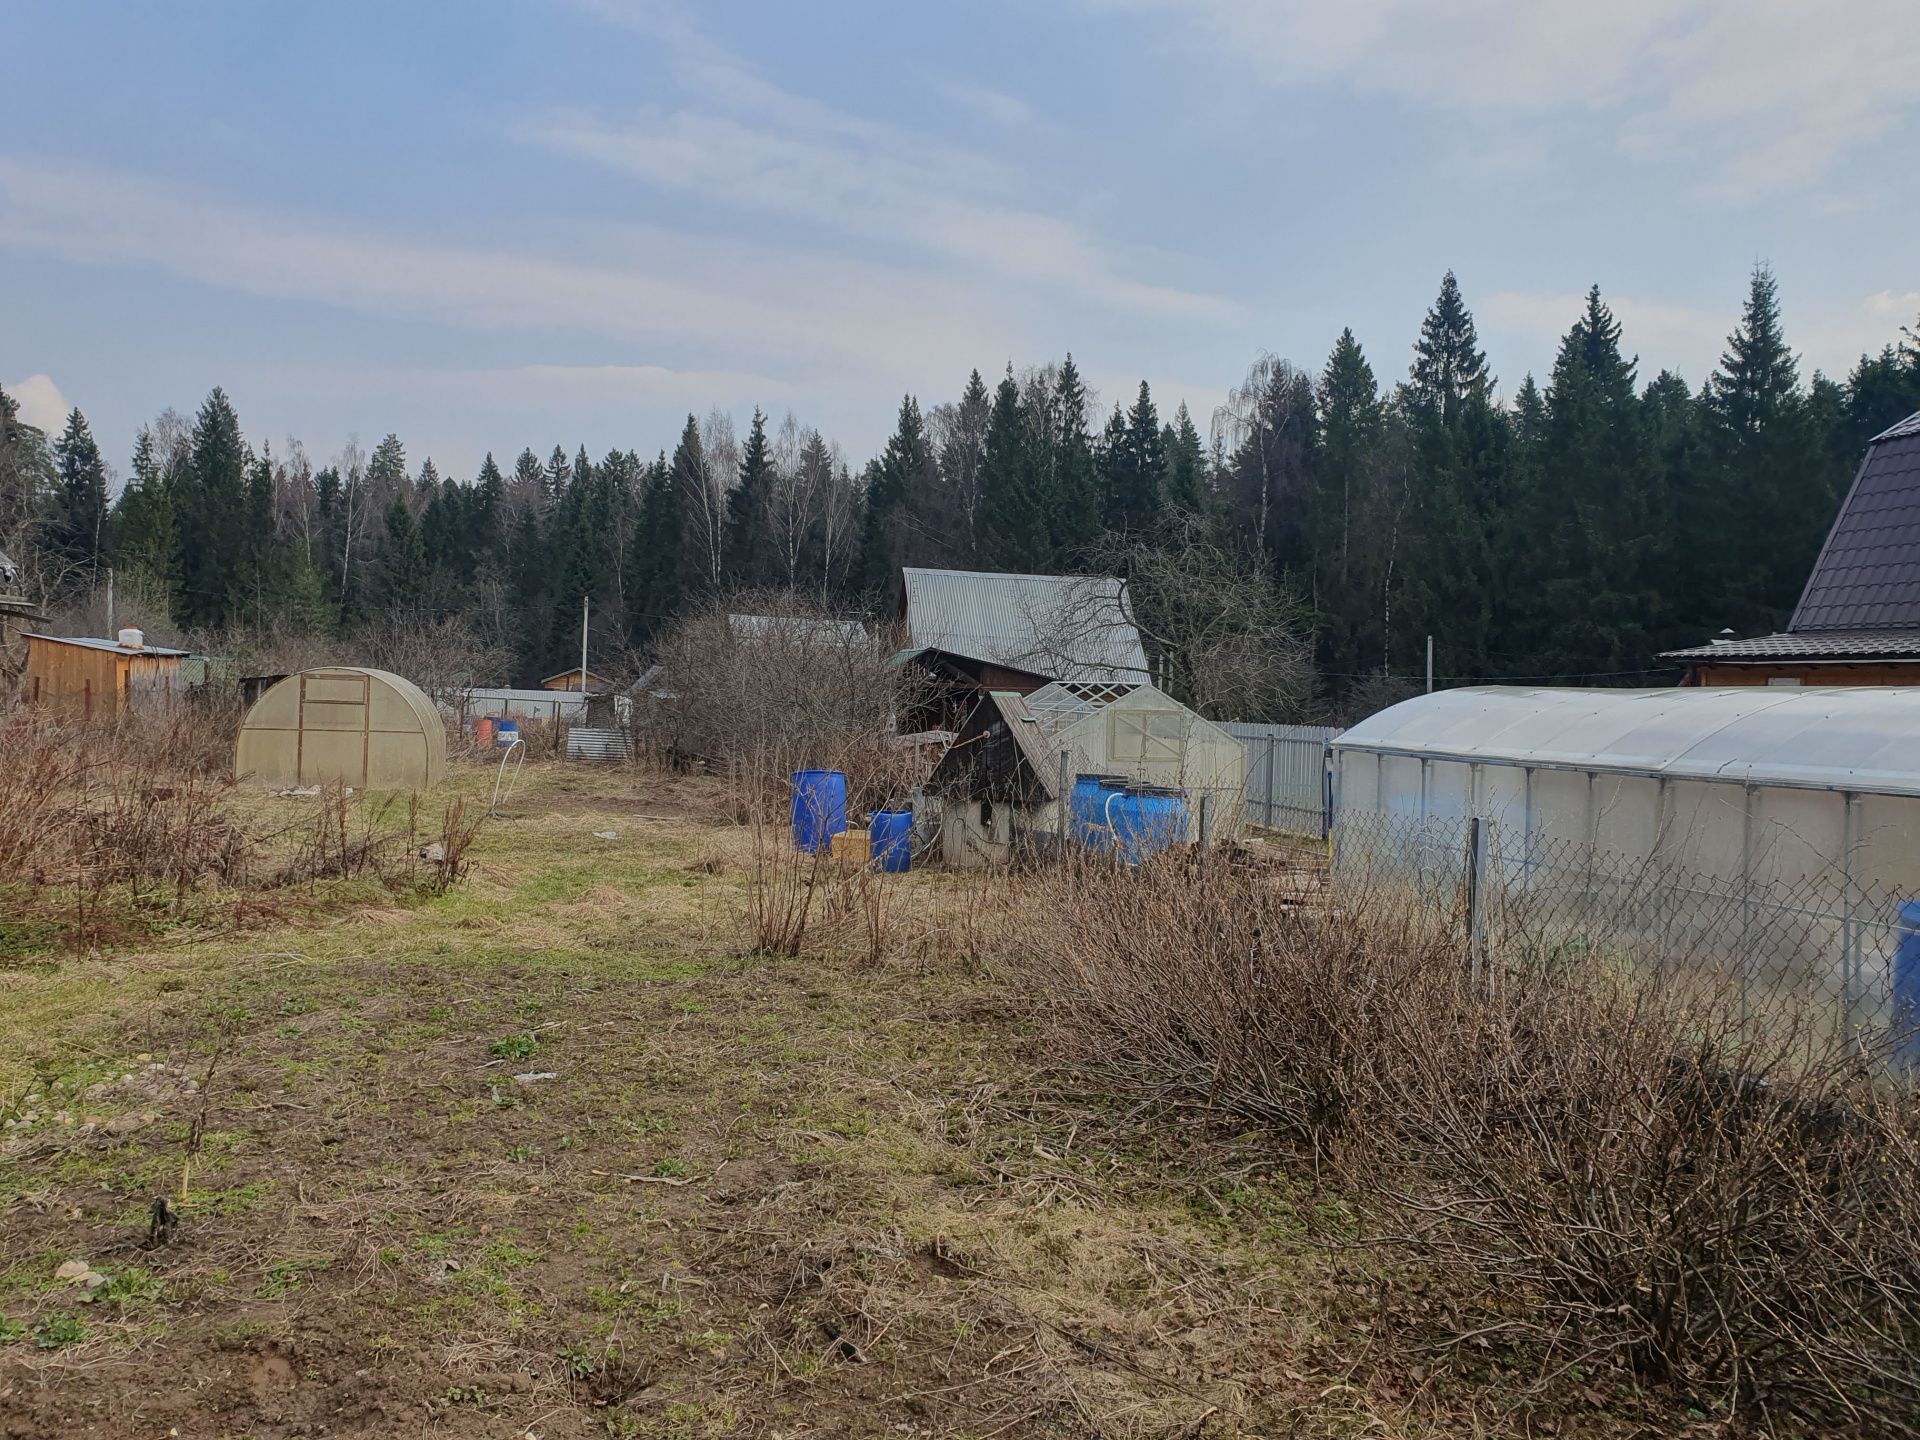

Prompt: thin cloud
[
  {"left": 1089, "top": 0, "right": 1920, "bottom": 196},
  {"left": 0, "top": 156, "right": 1023, "bottom": 388},
  {"left": 546, "top": 0, "right": 1231, "bottom": 320},
  {"left": 936, "top": 80, "right": 1036, "bottom": 129}
]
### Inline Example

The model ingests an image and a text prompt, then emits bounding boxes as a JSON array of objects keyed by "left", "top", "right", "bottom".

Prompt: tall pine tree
[{"left": 50, "top": 408, "right": 109, "bottom": 575}]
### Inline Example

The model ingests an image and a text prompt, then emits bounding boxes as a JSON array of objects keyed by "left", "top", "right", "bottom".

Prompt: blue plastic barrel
[
  {"left": 1072, "top": 775, "right": 1129, "bottom": 852},
  {"left": 495, "top": 719, "right": 520, "bottom": 747},
  {"left": 1895, "top": 900, "right": 1920, "bottom": 1070},
  {"left": 790, "top": 770, "right": 847, "bottom": 852},
  {"left": 1107, "top": 787, "right": 1189, "bottom": 864},
  {"left": 869, "top": 809, "right": 913, "bottom": 872}
]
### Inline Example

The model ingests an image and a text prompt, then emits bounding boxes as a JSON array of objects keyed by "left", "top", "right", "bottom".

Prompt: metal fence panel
[
  {"left": 565, "top": 727, "right": 633, "bottom": 762},
  {"left": 1222, "top": 723, "right": 1341, "bottom": 836}
]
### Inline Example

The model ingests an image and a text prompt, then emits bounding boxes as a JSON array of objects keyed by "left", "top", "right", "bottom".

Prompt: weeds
[
  {"left": 1021, "top": 857, "right": 1920, "bottom": 1431},
  {"left": 488, "top": 1034, "right": 539, "bottom": 1061}
]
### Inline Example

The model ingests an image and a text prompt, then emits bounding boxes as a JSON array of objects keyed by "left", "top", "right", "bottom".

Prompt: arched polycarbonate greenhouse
[
  {"left": 235, "top": 667, "right": 446, "bottom": 792},
  {"left": 1331, "top": 687, "right": 1920, "bottom": 1031}
]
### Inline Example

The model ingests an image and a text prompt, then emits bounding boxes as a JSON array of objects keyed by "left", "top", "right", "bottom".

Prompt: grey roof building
[
  {"left": 895, "top": 567, "right": 1149, "bottom": 684},
  {"left": 1662, "top": 412, "right": 1920, "bottom": 682}
]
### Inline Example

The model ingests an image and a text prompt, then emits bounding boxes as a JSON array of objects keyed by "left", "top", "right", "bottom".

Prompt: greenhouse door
[{"left": 296, "top": 670, "right": 374, "bottom": 788}]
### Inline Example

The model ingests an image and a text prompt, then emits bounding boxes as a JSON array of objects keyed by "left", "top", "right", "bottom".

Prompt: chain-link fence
[{"left": 1334, "top": 807, "right": 1920, "bottom": 1053}]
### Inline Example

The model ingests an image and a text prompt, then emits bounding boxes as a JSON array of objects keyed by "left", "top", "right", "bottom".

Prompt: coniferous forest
[{"left": 6, "top": 268, "right": 1920, "bottom": 720}]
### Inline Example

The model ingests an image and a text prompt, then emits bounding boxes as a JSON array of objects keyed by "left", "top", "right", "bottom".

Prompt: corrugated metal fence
[
  {"left": 565, "top": 727, "right": 634, "bottom": 762},
  {"left": 1222, "top": 723, "right": 1342, "bottom": 837}
]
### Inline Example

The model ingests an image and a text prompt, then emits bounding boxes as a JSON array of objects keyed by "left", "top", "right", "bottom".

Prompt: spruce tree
[
  {"left": 1100, "top": 382, "right": 1164, "bottom": 534},
  {"left": 0, "top": 385, "right": 56, "bottom": 546},
  {"left": 939, "top": 369, "right": 992, "bottom": 560},
  {"left": 629, "top": 420, "right": 698, "bottom": 642},
  {"left": 1705, "top": 265, "right": 1823, "bottom": 626},
  {"left": 172, "top": 387, "right": 249, "bottom": 627},
  {"left": 1048, "top": 355, "right": 1101, "bottom": 556},
  {"left": 1409, "top": 270, "right": 1491, "bottom": 424},
  {"left": 1531, "top": 286, "right": 1650, "bottom": 672},
  {"left": 380, "top": 494, "right": 429, "bottom": 611},
  {"left": 857, "top": 396, "right": 933, "bottom": 595},
  {"left": 110, "top": 426, "right": 177, "bottom": 584},
  {"left": 723, "top": 407, "right": 772, "bottom": 589},
  {"left": 1162, "top": 402, "right": 1207, "bottom": 516},
  {"left": 472, "top": 452, "right": 506, "bottom": 560},
  {"left": 976, "top": 368, "right": 1050, "bottom": 571},
  {"left": 50, "top": 408, "right": 109, "bottom": 574},
  {"left": 367, "top": 434, "right": 408, "bottom": 501},
  {"left": 546, "top": 446, "right": 571, "bottom": 505}
]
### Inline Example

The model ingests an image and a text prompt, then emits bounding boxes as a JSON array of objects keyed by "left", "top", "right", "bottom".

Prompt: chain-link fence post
[
  {"left": 1464, "top": 816, "right": 1486, "bottom": 987},
  {"left": 1197, "top": 792, "right": 1210, "bottom": 876},
  {"left": 1058, "top": 749, "right": 1073, "bottom": 867}
]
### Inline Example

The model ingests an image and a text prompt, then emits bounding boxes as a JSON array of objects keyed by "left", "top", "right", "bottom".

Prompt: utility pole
[
  {"left": 106, "top": 567, "right": 115, "bottom": 636},
  {"left": 1426, "top": 634, "right": 1434, "bottom": 694},
  {"left": 579, "top": 596, "right": 590, "bottom": 693}
]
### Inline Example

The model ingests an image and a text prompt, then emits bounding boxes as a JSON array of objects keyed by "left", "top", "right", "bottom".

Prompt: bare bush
[
  {"left": 743, "top": 813, "right": 830, "bottom": 958},
  {"left": 1019, "top": 858, "right": 1920, "bottom": 1430},
  {"left": 0, "top": 699, "right": 480, "bottom": 947},
  {"left": 643, "top": 593, "right": 927, "bottom": 816}
]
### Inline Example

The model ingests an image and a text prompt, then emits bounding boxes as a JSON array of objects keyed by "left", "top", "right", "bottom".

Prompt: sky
[{"left": 3, "top": 0, "right": 1917, "bottom": 486}]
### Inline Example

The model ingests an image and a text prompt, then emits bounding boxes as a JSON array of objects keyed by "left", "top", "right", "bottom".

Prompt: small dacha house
[{"left": 1662, "top": 411, "right": 1920, "bottom": 684}]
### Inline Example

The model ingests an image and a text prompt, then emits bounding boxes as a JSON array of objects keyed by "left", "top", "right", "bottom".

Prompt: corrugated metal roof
[
  {"left": 1659, "top": 630, "right": 1920, "bottom": 661},
  {"left": 1788, "top": 421, "right": 1920, "bottom": 631},
  {"left": 1334, "top": 685, "right": 1920, "bottom": 797},
  {"left": 26, "top": 632, "right": 192, "bottom": 657},
  {"left": 727, "top": 613, "right": 870, "bottom": 647},
  {"left": 988, "top": 690, "right": 1064, "bottom": 796},
  {"left": 900, "top": 567, "right": 1148, "bottom": 682}
]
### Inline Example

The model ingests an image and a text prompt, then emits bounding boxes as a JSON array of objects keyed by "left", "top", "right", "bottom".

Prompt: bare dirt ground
[{"left": 1, "top": 764, "right": 1659, "bottom": 1439}]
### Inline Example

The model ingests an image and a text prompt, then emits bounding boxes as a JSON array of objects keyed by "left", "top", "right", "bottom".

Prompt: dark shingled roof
[
  {"left": 1659, "top": 630, "right": 1920, "bottom": 662},
  {"left": 1788, "top": 412, "right": 1920, "bottom": 631},
  {"left": 1658, "top": 412, "right": 1920, "bottom": 666}
]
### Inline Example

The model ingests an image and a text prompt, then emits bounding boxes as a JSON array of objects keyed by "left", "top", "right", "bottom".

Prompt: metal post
[
  {"left": 1057, "top": 749, "right": 1073, "bottom": 864},
  {"left": 1739, "top": 784, "right": 1756, "bottom": 1030},
  {"left": 1197, "top": 792, "right": 1210, "bottom": 875},
  {"left": 1465, "top": 816, "right": 1485, "bottom": 986},
  {"left": 579, "top": 595, "right": 590, "bottom": 694},
  {"left": 105, "top": 567, "right": 114, "bottom": 636},
  {"left": 1426, "top": 635, "right": 1434, "bottom": 694}
]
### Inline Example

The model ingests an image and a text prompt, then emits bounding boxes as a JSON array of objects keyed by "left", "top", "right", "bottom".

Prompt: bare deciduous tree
[{"left": 1073, "top": 519, "right": 1316, "bottom": 721}]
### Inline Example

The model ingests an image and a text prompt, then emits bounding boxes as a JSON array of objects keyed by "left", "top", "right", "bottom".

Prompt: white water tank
[{"left": 117, "top": 626, "right": 144, "bottom": 650}]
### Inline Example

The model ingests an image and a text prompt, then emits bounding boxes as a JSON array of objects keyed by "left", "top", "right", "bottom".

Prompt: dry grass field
[{"left": 0, "top": 757, "right": 1860, "bottom": 1439}]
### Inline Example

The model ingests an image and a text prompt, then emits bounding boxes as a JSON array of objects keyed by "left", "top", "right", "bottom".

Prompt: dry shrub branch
[
  {"left": 1018, "top": 859, "right": 1920, "bottom": 1431},
  {"left": 641, "top": 592, "right": 928, "bottom": 817},
  {"left": 0, "top": 700, "right": 481, "bottom": 948}
]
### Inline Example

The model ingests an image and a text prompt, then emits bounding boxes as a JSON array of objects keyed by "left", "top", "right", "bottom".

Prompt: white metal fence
[{"left": 1222, "top": 723, "right": 1341, "bottom": 837}]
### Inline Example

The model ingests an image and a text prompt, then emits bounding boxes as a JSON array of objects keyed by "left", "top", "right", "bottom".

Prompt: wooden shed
[
  {"left": 24, "top": 631, "right": 191, "bottom": 716},
  {"left": 235, "top": 667, "right": 446, "bottom": 791}
]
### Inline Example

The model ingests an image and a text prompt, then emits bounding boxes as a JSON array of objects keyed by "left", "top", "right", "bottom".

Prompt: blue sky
[{"left": 3, "top": 0, "right": 1916, "bottom": 484}]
